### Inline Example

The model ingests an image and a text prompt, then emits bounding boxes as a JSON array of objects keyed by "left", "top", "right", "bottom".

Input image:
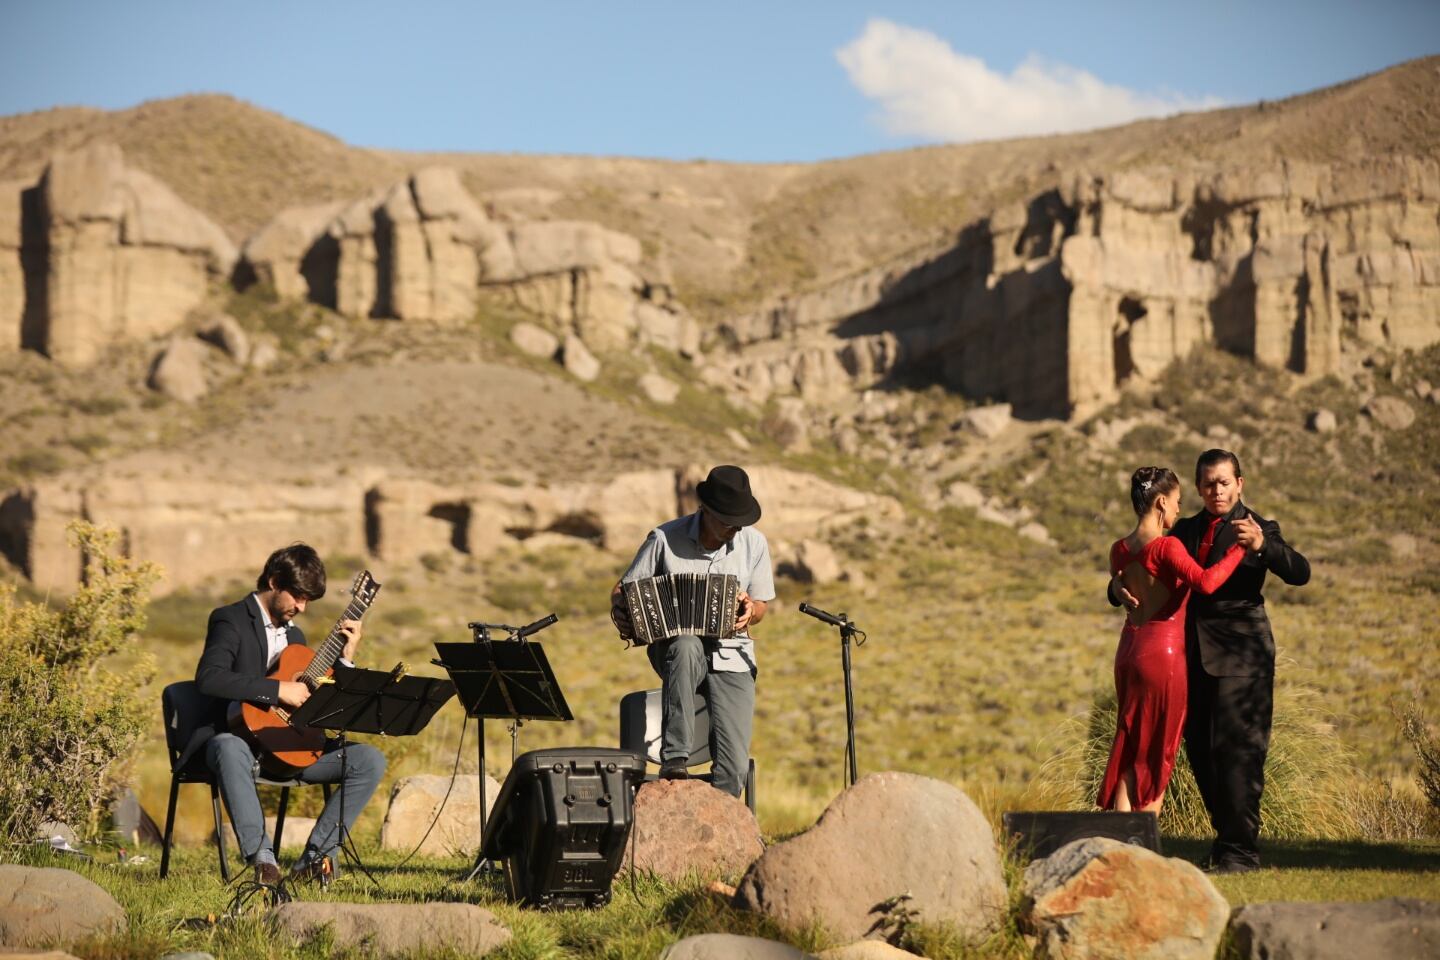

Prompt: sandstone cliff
[{"left": 707, "top": 157, "right": 1440, "bottom": 418}]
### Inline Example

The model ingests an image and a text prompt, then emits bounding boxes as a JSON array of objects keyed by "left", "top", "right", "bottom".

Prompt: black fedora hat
[{"left": 697, "top": 465, "right": 761, "bottom": 528}]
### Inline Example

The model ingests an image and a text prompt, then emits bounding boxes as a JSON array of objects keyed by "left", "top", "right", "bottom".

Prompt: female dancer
[{"left": 1097, "top": 466, "right": 1245, "bottom": 814}]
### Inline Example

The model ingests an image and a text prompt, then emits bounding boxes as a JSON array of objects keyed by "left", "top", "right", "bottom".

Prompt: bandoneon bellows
[{"left": 621, "top": 573, "right": 741, "bottom": 646}]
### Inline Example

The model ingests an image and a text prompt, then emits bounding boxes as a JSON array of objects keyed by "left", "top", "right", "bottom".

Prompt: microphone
[
  {"left": 516, "top": 613, "right": 559, "bottom": 639},
  {"left": 798, "top": 602, "right": 846, "bottom": 627}
]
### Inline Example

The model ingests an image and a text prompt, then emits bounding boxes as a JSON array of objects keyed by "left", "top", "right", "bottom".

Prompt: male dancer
[
  {"left": 195, "top": 543, "right": 386, "bottom": 884},
  {"left": 1113, "top": 449, "right": 1310, "bottom": 873}
]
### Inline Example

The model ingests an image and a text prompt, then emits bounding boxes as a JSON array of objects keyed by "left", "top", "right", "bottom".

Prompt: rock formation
[
  {"left": 0, "top": 464, "right": 898, "bottom": 594},
  {"left": 235, "top": 166, "right": 697, "bottom": 356},
  {"left": 0, "top": 144, "right": 235, "bottom": 367},
  {"left": 271, "top": 902, "right": 510, "bottom": 958},
  {"left": 0, "top": 865, "right": 127, "bottom": 948},
  {"left": 626, "top": 779, "right": 764, "bottom": 882},
  {"left": 710, "top": 158, "right": 1440, "bottom": 419}
]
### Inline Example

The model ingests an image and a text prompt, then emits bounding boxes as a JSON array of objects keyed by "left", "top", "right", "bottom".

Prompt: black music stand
[
  {"left": 434, "top": 620, "right": 572, "bottom": 883},
  {"left": 288, "top": 664, "right": 455, "bottom": 885}
]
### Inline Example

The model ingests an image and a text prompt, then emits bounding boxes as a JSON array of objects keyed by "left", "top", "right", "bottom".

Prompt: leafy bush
[
  {"left": 1036, "top": 675, "right": 1361, "bottom": 839},
  {"left": 0, "top": 522, "right": 158, "bottom": 841}
]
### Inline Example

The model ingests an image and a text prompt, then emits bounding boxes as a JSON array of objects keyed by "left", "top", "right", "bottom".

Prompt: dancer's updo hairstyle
[{"left": 1130, "top": 466, "right": 1179, "bottom": 517}]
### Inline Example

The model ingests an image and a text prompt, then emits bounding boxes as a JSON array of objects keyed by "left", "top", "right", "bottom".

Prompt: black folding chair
[{"left": 159, "top": 681, "right": 327, "bottom": 880}]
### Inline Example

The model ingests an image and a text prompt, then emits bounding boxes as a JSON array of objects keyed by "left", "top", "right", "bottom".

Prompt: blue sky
[{"left": 2, "top": 1, "right": 1437, "bottom": 162}]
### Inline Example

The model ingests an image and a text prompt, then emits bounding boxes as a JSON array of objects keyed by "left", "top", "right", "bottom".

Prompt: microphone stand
[{"left": 799, "top": 602, "right": 865, "bottom": 788}]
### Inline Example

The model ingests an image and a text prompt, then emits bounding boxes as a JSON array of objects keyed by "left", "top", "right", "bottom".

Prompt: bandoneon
[{"left": 621, "top": 573, "right": 740, "bottom": 646}]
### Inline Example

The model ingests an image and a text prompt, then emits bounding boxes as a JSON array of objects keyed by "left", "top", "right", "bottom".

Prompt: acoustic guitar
[{"left": 229, "top": 571, "right": 382, "bottom": 778}]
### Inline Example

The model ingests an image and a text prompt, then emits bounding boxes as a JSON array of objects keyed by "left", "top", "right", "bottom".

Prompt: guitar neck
[{"left": 298, "top": 593, "right": 375, "bottom": 682}]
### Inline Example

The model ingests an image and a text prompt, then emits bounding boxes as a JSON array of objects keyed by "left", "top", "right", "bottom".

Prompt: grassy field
[{"left": 8, "top": 832, "right": 1440, "bottom": 960}]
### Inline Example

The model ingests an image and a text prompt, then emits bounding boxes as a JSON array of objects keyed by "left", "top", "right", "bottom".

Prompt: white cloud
[{"left": 836, "top": 19, "right": 1224, "bottom": 143}]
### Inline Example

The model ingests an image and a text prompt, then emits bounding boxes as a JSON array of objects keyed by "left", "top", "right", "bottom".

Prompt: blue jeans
[
  {"left": 647, "top": 635, "right": 754, "bottom": 797},
  {"left": 204, "top": 733, "right": 386, "bottom": 864}
]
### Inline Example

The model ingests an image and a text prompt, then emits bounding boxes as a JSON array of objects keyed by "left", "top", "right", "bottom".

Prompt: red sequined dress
[{"left": 1097, "top": 535, "right": 1244, "bottom": 809}]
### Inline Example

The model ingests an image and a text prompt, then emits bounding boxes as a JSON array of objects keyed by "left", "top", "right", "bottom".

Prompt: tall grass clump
[
  {"left": 1035, "top": 673, "right": 1361, "bottom": 839},
  {"left": 0, "top": 522, "right": 158, "bottom": 841},
  {"left": 1397, "top": 698, "right": 1440, "bottom": 814}
]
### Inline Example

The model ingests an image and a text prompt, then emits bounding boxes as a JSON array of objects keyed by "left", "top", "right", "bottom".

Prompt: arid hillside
[{"left": 2, "top": 56, "right": 1437, "bottom": 312}]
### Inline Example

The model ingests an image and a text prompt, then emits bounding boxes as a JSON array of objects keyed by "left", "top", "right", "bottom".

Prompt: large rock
[
  {"left": 271, "top": 902, "right": 509, "bottom": 958},
  {"left": 36, "top": 143, "right": 235, "bottom": 367},
  {"left": 818, "top": 944, "right": 921, "bottom": 960},
  {"left": 0, "top": 865, "right": 126, "bottom": 947},
  {"left": 627, "top": 780, "right": 764, "bottom": 882},
  {"left": 733, "top": 772, "right": 1006, "bottom": 941},
  {"left": 562, "top": 333, "right": 601, "bottom": 382},
  {"left": 509, "top": 321, "right": 559, "bottom": 359},
  {"left": 237, "top": 201, "right": 345, "bottom": 301},
  {"left": 1021, "top": 837, "right": 1228, "bottom": 960},
  {"left": 639, "top": 372, "right": 681, "bottom": 405},
  {"left": 663, "top": 934, "right": 815, "bottom": 960},
  {"left": 958, "top": 404, "right": 1013, "bottom": 439},
  {"left": 1228, "top": 898, "right": 1440, "bottom": 959},
  {"left": 380, "top": 773, "right": 501, "bottom": 858},
  {"left": 1364, "top": 395, "right": 1417, "bottom": 430},
  {"left": 147, "top": 337, "right": 212, "bottom": 404},
  {"left": 792, "top": 539, "right": 842, "bottom": 584}
]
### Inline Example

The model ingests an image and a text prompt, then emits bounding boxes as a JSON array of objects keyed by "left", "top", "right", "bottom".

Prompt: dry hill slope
[{"left": 2, "top": 56, "right": 1437, "bottom": 311}]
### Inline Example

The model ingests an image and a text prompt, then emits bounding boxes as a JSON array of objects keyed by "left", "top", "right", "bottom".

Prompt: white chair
[{"left": 618, "top": 688, "right": 755, "bottom": 812}]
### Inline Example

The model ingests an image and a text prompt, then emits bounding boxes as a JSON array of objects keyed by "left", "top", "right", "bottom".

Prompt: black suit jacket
[
  {"left": 180, "top": 595, "right": 307, "bottom": 767},
  {"left": 1169, "top": 502, "right": 1310, "bottom": 678}
]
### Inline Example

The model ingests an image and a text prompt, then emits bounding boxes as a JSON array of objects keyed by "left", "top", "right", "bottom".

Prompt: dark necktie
[{"left": 1197, "top": 515, "right": 1224, "bottom": 564}]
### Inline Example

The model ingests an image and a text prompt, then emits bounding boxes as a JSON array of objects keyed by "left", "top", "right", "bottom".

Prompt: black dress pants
[{"left": 1184, "top": 667, "right": 1273, "bottom": 867}]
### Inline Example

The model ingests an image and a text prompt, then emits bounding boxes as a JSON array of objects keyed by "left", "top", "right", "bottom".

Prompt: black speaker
[
  {"left": 481, "top": 747, "right": 647, "bottom": 909},
  {"left": 1001, "top": 811, "right": 1162, "bottom": 863}
]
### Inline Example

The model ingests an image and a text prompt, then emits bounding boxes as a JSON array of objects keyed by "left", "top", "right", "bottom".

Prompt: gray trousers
[
  {"left": 204, "top": 732, "right": 386, "bottom": 864},
  {"left": 648, "top": 635, "right": 754, "bottom": 797}
]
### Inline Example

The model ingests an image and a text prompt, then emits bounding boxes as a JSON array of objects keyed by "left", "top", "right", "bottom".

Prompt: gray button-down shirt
[{"left": 622, "top": 512, "right": 776, "bottom": 673}]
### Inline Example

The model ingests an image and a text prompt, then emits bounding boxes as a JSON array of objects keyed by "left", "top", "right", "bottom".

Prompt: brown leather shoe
[
  {"left": 254, "top": 860, "right": 281, "bottom": 886},
  {"left": 292, "top": 854, "right": 334, "bottom": 889}
]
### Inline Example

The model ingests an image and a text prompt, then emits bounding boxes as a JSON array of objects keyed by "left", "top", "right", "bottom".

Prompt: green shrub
[
  {"left": 1397, "top": 699, "right": 1440, "bottom": 814},
  {"left": 0, "top": 522, "right": 159, "bottom": 841},
  {"left": 1036, "top": 676, "right": 1362, "bottom": 839}
]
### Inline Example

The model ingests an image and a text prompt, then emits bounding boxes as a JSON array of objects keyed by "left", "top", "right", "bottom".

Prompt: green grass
[{"left": 6, "top": 830, "right": 1437, "bottom": 959}]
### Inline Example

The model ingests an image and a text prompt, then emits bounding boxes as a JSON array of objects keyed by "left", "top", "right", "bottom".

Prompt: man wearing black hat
[{"left": 610, "top": 465, "right": 776, "bottom": 796}]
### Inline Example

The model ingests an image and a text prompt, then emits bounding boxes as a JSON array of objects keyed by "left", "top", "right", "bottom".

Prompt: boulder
[
  {"left": 0, "top": 865, "right": 126, "bottom": 947},
  {"left": 663, "top": 934, "right": 815, "bottom": 960},
  {"left": 147, "top": 337, "right": 212, "bottom": 403},
  {"left": 1228, "top": 898, "right": 1440, "bottom": 960},
  {"left": 238, "top": 201, "right": 345, "bottom": 301},
  {"left": 1018, "top": 522, "right": 1053, "bottom": 545},
  {"left": 509, "top": 321, "right": 559, "bottom": 359},
  {"left": 762, "top": 401, "right": 810, "bottom": 453},
  {"left": 818, "top": 943, "right": 921, "bottom": 960},
  {"left": 944, "top": 481, "right": 986, "bottom": 510},
  {"left": 1365, "top": 396, "right": 1416, "bottom": 430},
  {"left": 247, "top": 338, "right": 279, "bottom": 370},
  {"left": 199, "top": 314, "right": 249, "bottom": 363},
  {"left": 725, "top": 428, "right": 752, "bottom": 451},
  {"left": 639, "top": 372, "right": 681, "bottom": 405},
  {"left": 271, "top": 902, "right": 509, "bottom": 958},
  {"left": 733, "top": 772, "right": 1006, "bottom": 942},
  {"left": 380, "top": 773, "right": 501, "bottom": 858},
  {"left": 1021, "top": 837, "right": 1228, "bottom": 960},
  {"left": 958, "top": 404, "right": 1012, "bottom": 439},
  {"left": 562, "top": 334, "right": 601, "bottom": 382},
  {"left": 792, "top": 539, "right": 842, "bottom": 584},
  {"left": 627, "top": 780, "right": 764, "bottom": 883},
  {"left": 1306, "top": 409, "right": 1337, "bottom": 433}
]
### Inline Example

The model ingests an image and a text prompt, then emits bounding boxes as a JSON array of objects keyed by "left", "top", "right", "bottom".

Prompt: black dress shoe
[
  {"left": 659, "top": 758, "right": 690, "bottom": 780},
  {"left": 1205, "top": 859, "right": 1259, "bottom": 876}
]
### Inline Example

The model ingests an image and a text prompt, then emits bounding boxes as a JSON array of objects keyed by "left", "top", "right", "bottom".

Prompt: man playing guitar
[{"left": 195, "top": 543, "right": 386, "bottom": 885}]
